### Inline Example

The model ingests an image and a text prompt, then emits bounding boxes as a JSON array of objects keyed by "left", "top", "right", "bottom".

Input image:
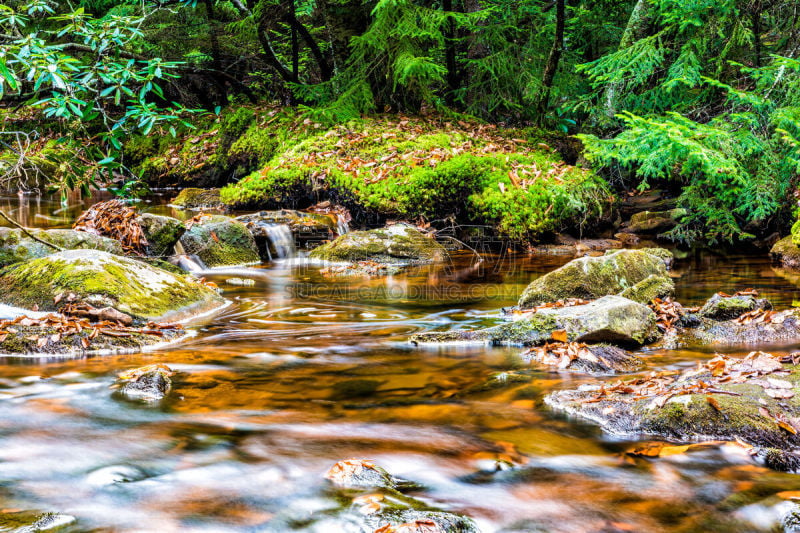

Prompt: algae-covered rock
[
  {"left": 618, "top": 274, "right": 675, "bottom": 304},
  {"left": 0, "top": 249, "right": 224, "bottom": 322},
  {"left": 518, "top": 249, "right": 670, "bottom": 308},
  {"left": 546, "top": 352, "right": 800, "bottom": 453},
  {"left": 137, "top": 213, "right": 185, "bottom": 256},
  {"left": 0, "top": 227, "right": 123, "bottom": 267},
  {"left": 771, "top": 236, "right": 800, "bottom": 270},
  {"left": 412, "top": 295, "right": 660, "bottom": 347},
  {"left": 310, "top": 224, "right": 447, "bottom": 266},
  {"left": 699, "top": 293, "right": 772, "bottom": 321},
  {"left": 623, "top": 208, "right": 686, "bottom": 234},
  {"left": 170, "top": 188, "right": 222, "bottom": 209},
  {"left": 178, "top": 215, "right": 260, "bottom": 267}
]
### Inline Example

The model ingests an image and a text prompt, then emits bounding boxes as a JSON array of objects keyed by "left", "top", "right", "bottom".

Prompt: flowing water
[{"left": 3, "top": 192, "right": 800, "bottom": 532}]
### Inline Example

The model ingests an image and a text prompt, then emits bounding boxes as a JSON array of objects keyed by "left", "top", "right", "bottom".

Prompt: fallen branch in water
[{"left": 0, "top": 209, "right": 64, "bottom": 251}]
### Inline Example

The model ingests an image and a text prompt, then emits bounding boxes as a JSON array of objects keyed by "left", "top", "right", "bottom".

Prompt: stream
[{"left": 3, "top": 192, "right": 800, "bottom": 532}]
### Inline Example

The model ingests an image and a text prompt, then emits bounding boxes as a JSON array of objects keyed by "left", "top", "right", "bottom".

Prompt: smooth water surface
[{"left": 2, "top": 192, "right": 800, "bottom": 532}]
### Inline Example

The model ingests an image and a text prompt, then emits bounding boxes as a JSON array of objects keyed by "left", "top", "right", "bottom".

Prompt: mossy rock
[
  {"left": 519, "top": 249, "right": 670, "bottom": 308},
  {"left": 171, "top": 188, "right": 222, "bottom": 209},
  {"left": 624, "top": 208, "right": 687, "bottom": 234},
  {"left": 699, "top": 293, "right": 771, "bottom": 321},
  {"left": 677, "top": 309, "right": 800, "bottom": 347},
  {"left": 310, "top": 224, "right": 447, "bottom": 265},
  {"left": 137, "top": 213, "right": 186, "bottom": 257},
  {"left": 178, "top": 215, "right": 260, "bottom": 267},
  {"left": 618, "top": 274, "right": 675, "bottom": 304},
  {"left": 0, "top": 510, "right": 76, "bottom": 531},
  {"left": 772, "top": 236, "right": 800, "bottom": 270},
  {"left": 0, "top": 249, "right": 224, "bottom": 322},
  {"left": 412, "top": 295, "right": 660, "bottom": 347},
  {"left": 0, "top": 228, "right": 123, "bottom": 267}
]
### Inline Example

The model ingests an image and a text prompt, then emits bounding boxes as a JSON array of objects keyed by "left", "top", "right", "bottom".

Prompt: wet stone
[
  {"left": 699, "top": 293, "right": 772, "bottom": 321},
  {"left": 115, "top": 364, "right": 175, "bottom": 401}
]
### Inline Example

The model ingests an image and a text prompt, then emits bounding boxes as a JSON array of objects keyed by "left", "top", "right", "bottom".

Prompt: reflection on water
[{"left": 2, "top": 194, "right": 800, "bottom": 531}]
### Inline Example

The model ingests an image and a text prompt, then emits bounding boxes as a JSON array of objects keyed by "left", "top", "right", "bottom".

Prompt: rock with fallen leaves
[
  {"left": 546, "top": 351, "right": 800, "bottom": 464},
  {"left": 0, "top": 313, "right": 184, "bottom": 356},
  {"left": 0, "top": 249, "right": 224, "bottom": 323},
  {"left": 317, "top": 460, "right": 478, "bottom": 533},
  {"left": 523, "top": 342, "right": 643, "bottom": 374},
  {"left": 325, "top": 459, "right": 396, "bottom": 490},
  {"left": 518, "top": 249, "right": 672, "bottom": 308},
  {"left": 0, "top": 510, "right": 76, "bottom": 531},
  {"left": 170, "top": 188, "right": 222, "bottom": 209},
  {"left": 678, "top": 307, "right": 800, "bottom": 347},
  {"left": 115, "top": 364, "right": 175, "bottom": 401},
  {"left": 412, "top": 295, "right": 660, "bottom": 347},
  {"left": 0, "top": 227, "right": 124, "bottom": 267},
  {"left": 310, "top": 224, "right": 447, "bottom": 274},
  {"left": 136, "top": 213, "right": 186, "bottom": 257},
  {"left": 178, "top": 214, "right": 260, "bottom": 267},
  {"left": 699, "top": 291, "right": 772, "bottom": 321}
]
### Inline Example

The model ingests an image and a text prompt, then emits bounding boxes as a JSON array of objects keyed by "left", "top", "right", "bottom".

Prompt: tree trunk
[
  {"left": 605, "top": 0, "right": 651, "bottom": 117},
  {"left": 537, "top": 0, "right": 565, "bottom": 119},
  {"left": 443, "top": 0, "right": 459, "bottom": 105}
]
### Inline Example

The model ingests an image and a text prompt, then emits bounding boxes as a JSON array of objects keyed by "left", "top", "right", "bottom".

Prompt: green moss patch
[{"left": 221, "top": 115, "right": 614, "bottom": 242}]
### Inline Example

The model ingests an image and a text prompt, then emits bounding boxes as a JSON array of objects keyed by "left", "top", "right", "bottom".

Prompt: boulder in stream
[
  {"left": 622, "top": 208, "right": 687, "bottom": 235},
  {"left": 412, "top": 295, "right": 660, "bottom": 347},
  {"left": 310, "top": 224, "right": 447, "bottom": 273},
  {"left": 319, "top": 459, "right": 479, "bottom": 533},
  {"left": 178, "top": 214, "right": 260, "bottom": 267},
  {"left": 116, "top": 364, "right": 175, "bottom": 401},
  {"left": 546, "top": 351, "right": 800, "bottom": 461},
  {"left": 137, "top": 213, "right": 185, "bottom": 257},
  {"left": 523, "top": 343, "right": 644, "bottom": 374},
  {"left": 170, "top": 187, "right": 222, "bottom": 209},
  {"left": 699, "top": 292, "right": 772, "bottom": 321},
  {"left": 0, "top": 249, "right": 224, "bottom": 323},
  {"left": 771, "top": 236, "right": 800, "bottom": 270},
  {"left": 518, "top": 249, "right": 672, "bottom": 308},
  {"left": 0, "top": 510, "right": 76, "bottom": 531},
  {"left": 0, "top": 227, "right": 123, "bottom": 267}
]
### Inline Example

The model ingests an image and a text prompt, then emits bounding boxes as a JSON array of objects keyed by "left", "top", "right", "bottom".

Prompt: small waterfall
[
  {"left": 172, "top": 254, "right": 207, "bottom": 273},
  {"left": 262, "top": 224, "right": 295, "bottom": 259},
  {"left": 335, "top": 213, "right": 350, "bottom": 236}
]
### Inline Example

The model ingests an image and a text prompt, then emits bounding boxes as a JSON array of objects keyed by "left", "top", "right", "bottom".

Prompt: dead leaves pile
[
  {"left": 0, "top": 313, "right": 181, "bottom": 350},
  {"left": 118, "top": 363, "right": 175, "bottom": 381},
  {"left": 524, "top": 341, "right": 603, "bottom": 370},
  {"left": 306, "top": 200, "right": 353, "bottom": 228},
  {"left": 736, "top": 308, "right": 779, "bottom": 325},
  {"left": 73, "top": 199, "right": 147, "bottom": 255},
  {"left": 649, "top": 297, "right": 685, "bottom": 332}
]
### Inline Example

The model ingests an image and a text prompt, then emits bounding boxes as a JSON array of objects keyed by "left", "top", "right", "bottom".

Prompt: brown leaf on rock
[
  {"left": 324, "top": 459, "right": 376, "bottom": 484},
  {"left": 374, "top": 520, "right": 443, "bottom": 533}
]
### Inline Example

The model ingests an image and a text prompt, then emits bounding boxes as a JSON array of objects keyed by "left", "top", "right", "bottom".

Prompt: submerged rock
[
  {"left": 116, "top": 364, "right": 174, "bottom": 401},
  {"left": 310, "top": 224, "right": 447, "bottom": 271},
  {"left": 622, "top": 208, "right": 686, "bottom": 234},
  {"left": 518, "top": 249, "right": 671, "bottom": 308},
  {"left": 546, "top": 351, "right": 800, "bottom": 455},
  {"left": 137, "top": 213, "right": 185, "bottom": 256},
  {"left": 178, "top": 215, "right": 260, "bottom": 267},
  {"left": 170, "top": 187, "right": 222, "bottom": 209},
  {"left": 699, "top": 293, "right": 772, "bottom": 321},
  {"left": 0, "top": 249, "right": 224, "bottom": 323},
  {"left": 771, "top": 236, "right": 800, "bottom": 270},
  {"left": 0, "top": 227, "right": 123, "bottom": 267},
  {"left": 412, "top": 295, "right": 660, "bottom": 347}
]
